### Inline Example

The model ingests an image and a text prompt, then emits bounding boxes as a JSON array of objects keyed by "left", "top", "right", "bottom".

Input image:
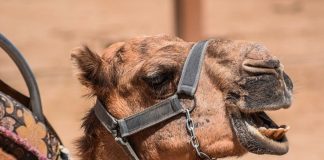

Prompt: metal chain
[{"left": 185, "top": 109, "right": 216, "bottom": 160}]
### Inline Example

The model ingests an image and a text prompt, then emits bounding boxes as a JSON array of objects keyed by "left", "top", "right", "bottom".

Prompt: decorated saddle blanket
[{"left": 0, "top": 81, "right": 66, "bottom": 160}]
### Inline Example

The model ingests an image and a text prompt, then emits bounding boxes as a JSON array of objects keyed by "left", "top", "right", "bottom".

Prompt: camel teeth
[
  {"left": 277, "top": 133, "right": 285, "bottom": 140},
  {"left": 258, "top": 127, "right": 267, "bottom": 135},
  {"left": 273, "top": 128, "right": 284, "bottom": 139},
  {"left": 285, "top": 125, "right": 290, "bottom": 130},
  {"left": 265, "top": 129, "right": 276, "bottom": 137},
  {"left": 258, "top": 126, "right": 288, "bottom": 140},
  {"left": 281, "top": 125, "right": 290, "bottom": 133},
  {"left": 258, "top": 127, "right": 267, "bottom": 130},
  {"left": 279, "top": 125, "right": 290, "bottom": 130}
]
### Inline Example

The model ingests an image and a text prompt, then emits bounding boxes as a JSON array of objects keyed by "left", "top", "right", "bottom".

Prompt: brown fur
[{"left": 72, "top": 35, "right": 284, "bottom": 160}]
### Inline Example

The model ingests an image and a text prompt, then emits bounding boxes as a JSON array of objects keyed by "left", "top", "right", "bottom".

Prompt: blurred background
[{"left": 0, "top": 0, "right": 323, "bottom": 159}]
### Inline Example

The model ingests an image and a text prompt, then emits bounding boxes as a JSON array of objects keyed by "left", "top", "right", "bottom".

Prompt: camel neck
[{"left": 78, "top": 109, "right": 130, "bottom": 160}]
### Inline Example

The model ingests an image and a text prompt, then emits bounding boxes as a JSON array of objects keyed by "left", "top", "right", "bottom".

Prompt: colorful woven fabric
[{"left": 0, "top": 91, "right": 61, "bottom": 160}]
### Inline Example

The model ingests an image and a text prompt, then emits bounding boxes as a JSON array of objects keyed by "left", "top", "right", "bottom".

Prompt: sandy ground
[{"left": 0, "top": 0, "right": 323, "bottom": 159}]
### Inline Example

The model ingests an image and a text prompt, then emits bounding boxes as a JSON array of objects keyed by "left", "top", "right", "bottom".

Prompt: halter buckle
[{"left": 178, "top": 95, "right": 197, "bottom": 112}]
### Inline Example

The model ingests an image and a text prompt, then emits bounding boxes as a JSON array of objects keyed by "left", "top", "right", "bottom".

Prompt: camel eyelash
[{"left": 143, "top": 70, "right": 175, "bottom": 88}]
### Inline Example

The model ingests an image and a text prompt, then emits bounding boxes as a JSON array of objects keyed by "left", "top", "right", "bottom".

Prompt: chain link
[{"left": 185, "top": 109, "right": 216, "bottom": 160}]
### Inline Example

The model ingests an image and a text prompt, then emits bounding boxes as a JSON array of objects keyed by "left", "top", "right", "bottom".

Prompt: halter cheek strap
[
  {"left": 177, "top": 40, "right": 210, "bottom": 97},
  {"left": 94, "top": 40, "right": 214, "bottom": 160}
]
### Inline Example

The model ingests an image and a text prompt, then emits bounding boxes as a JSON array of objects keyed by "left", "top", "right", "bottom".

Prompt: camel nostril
[{"left": 242, "top": 59, "right": 281, "bottom": 76}]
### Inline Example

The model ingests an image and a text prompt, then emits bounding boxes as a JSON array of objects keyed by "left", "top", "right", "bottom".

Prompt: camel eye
[{"left": 144, "top": 72, "right": 173, "bottom": 89}]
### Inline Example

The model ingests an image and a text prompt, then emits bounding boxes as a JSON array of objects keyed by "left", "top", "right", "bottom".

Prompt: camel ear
[{"left": 71, "top": 46, "right": 108, "bottom": 88}]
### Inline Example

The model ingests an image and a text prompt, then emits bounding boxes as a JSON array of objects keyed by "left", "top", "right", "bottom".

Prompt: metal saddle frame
[{"left": 0, "top": 33, "right": 70, "bottom": 160}]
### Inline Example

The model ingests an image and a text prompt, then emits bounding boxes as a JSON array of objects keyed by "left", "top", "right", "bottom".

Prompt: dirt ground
[{"left": 0, "top": 0, "right": 323, "bottom": 159}]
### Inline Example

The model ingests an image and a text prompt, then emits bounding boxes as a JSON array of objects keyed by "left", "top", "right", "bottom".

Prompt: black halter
[{"left": 94, "top": 40, "right": 215, "bottom": 160}]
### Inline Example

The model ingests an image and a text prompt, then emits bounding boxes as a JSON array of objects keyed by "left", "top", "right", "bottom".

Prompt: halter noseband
[{"left": 94, "top": 40, "right": 215, "bottom": 160}]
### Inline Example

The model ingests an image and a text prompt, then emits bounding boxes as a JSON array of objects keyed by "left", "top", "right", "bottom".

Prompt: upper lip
[{"left": 242, "top": 59, "right": 282, "bottom": 76}]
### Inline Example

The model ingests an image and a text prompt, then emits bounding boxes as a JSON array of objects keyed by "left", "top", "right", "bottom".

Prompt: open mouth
[
  {"left": 242, "top": 111, "right": 289, "bottom": 142},
  {"left": 229, "top": 107, "right": 290, "bottom": 155},
  {"left": 230, "top": 61, "right": 293, "bottom": 155}
]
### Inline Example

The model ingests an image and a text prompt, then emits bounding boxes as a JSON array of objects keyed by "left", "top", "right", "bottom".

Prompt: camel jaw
[{"left": 228, "top": 107, "right": 289, "bottom": 155}]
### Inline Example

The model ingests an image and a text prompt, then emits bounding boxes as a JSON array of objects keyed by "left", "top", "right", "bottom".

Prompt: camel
[{"left": 72, "top": 35, "right": 293, "bottom": 160}]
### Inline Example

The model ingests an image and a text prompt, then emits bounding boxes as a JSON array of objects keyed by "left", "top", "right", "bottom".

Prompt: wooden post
[{"left": 175, "top": 0, "right": 202, "bottom": 41}]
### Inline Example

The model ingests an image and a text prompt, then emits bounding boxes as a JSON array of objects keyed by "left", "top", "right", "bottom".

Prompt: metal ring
[
  {"left": 180, "top": 96, "right": 196, "bottom": 112},
  {"left": 188, "top": 96, "right": 197, "bottom": 112}
]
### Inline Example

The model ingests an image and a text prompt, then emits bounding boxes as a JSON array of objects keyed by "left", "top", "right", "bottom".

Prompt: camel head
[{"left": 72, "top": 35, "right": 293, "bottom": 159}]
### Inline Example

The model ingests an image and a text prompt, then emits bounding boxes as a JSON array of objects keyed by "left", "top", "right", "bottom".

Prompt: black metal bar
[{"left": 0, "top": 33, "right": 45, "bottom": 123}]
